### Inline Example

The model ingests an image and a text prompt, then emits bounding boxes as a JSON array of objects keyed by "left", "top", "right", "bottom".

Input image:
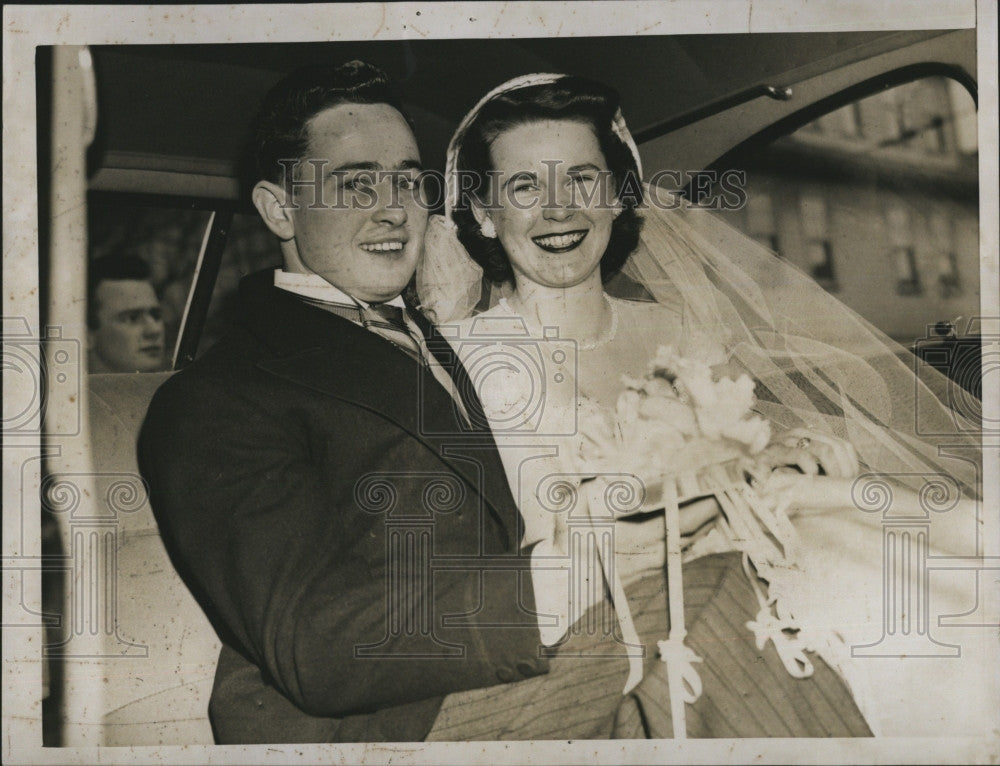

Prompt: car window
[
  {"left": 87, "top": 202, "right": 212, "bottom": 372},
  {"left": 196, "top": 211, "right": 281, "bottom": 357},
  {"left": 711, "top": 76, "right": 978, "bottom": 346}
]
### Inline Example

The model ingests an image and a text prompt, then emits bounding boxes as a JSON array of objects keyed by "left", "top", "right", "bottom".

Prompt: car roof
[{"left": 87, "top": 29, "right": 957, "bottom": 201}]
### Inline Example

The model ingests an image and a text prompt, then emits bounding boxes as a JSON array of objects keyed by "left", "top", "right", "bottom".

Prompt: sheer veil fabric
[{"left": 419, "top": 187, "right": 982, "bottom": 503}]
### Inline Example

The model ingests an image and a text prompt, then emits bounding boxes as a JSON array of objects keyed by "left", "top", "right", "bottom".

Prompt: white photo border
[{"left": 3, "top": 2, "right": 997, "bottom": 764}]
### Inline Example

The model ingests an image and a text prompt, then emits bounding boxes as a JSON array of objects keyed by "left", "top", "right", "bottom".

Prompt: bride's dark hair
[{"left": 452, "top": 76, "right": 644, "bottom": 285}]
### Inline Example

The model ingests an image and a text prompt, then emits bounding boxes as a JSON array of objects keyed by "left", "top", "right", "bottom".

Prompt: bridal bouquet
[
  {"left": 575, "top": 346, "right": 817, "bottom": 735},
  {"left": 577, "top": 344, "right": 772, "bottom": 494}
]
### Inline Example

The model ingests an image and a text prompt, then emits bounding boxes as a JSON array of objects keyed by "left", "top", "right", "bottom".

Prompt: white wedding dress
[{"left": 443, "top": 294, "right": 999, "bottom": 738}]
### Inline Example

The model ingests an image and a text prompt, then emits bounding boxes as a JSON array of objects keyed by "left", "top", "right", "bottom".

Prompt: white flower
[
  {"left": 615, "top": 387, "right": 642, "bottom": 432},
  {"left": 634, "top": 399, "right": 697, "bottom": 445},
  {"left": 576, "top": 345, "right": 772, "bottom": 479}
]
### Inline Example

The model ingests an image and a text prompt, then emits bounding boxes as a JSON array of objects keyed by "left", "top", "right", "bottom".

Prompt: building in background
[{"left": 726, "top": 76, "right": 979, "bottom": 345}]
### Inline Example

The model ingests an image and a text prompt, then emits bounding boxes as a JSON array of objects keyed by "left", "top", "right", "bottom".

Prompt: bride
[{"left": 418, "top": 74, "right": 993, "bottom": 739}]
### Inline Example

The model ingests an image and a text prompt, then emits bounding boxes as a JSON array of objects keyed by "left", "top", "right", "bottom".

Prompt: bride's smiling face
[{"left": 478, "top": 119, "right": 619, "bottom": 290}]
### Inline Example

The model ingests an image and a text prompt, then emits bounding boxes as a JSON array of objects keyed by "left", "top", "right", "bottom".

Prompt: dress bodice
[
  {"left": 454, "top": 295, "right": 685, "bottom": 420},
  {"left": 448, "top": 295, "right": 685, "bottom": 545}
]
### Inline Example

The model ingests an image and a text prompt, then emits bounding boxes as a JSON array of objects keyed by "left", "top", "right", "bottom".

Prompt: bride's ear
[{"left": 469, "top": 200, "right": 497, "bottom": 239}]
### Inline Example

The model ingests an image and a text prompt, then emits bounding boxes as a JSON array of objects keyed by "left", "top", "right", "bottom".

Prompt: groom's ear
[{"left": 252, "top": 180, "right": 296, "bottom": 241}]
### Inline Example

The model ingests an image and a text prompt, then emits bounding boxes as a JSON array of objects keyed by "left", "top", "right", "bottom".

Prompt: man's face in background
[{"left": 88, "top": 278, "right": 165, "bottom": 373}]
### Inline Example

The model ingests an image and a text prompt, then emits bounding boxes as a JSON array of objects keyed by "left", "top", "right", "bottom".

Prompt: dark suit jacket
[{"left": 138, "top": 270, "right": 547, "bottom": 743}]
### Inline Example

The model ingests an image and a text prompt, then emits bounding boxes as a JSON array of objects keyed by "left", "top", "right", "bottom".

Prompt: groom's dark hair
[{"left": 250, "top": 60, "right": 411, "bottom": 191}]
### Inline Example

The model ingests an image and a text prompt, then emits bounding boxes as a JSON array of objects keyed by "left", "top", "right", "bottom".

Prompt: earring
[{"left": 480, "top": 218, "right": 497, "bottom": 238}]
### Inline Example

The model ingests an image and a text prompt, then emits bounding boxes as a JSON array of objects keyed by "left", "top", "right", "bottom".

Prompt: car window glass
[
  {"left": 196, "top": 212, "right": 281, "bottom": 357},
  {"left": 714, "top": 76, "right": 978, "bottom": 346},
  {"left": 87, "top": 203, "right": 211, "bottom": 372}
]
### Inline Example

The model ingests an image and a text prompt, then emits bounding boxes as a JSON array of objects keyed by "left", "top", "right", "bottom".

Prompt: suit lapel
[
  {"left": 405, "top": 299, "right": 492, "bottom": 433},
  {"left": 255, "top": 330, "right": 447, "bottom": 443},
  {"left": 239, "top": 271, "right": 518, "bottom": 544}
]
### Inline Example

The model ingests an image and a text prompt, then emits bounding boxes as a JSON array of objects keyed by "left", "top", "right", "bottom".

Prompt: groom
[{"left": 138, "top": 61, "right": 595, "bottom": 743}]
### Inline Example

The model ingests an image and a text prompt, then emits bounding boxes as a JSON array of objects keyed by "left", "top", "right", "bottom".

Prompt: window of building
[
  {"left": 821, "top": 102, "right": 862, "bottom": 138},
  {"left": 799, "top": 194, "right": 837, "bottom": 289},
  {"left": 746, "top": 190, "right": 781, "bottom": 256},
  {"left": 938, "top": 251, "right": 962, "bottom": 298},
  {"left": 886, "top": 205, "right": 923, "bottom": 296},
  {"left": 196, "top": 212, "right": 282, "bottom": 357},
  {"left": 947, "top": 79, "right": 979, "bottom": 155},
  {"left": 84, "top": 203, "right": 284, "bottom": 369},
  {"left": 893, "top": 246, "right": 923, "bottom": 295},
  {"left": 828, "top": 77, "right": 975, "bottom": 157},
  {"left": 86, "top": 202, "right": 212, "bottom": 372},
  {"left": 904, "top": 80, "right": 949, "bottom": 153},
  {"left": 931, "top": 212, "right": 961, "bottom": 298},
  {"left": 690, "top": 73, "right": 977, "bottom": 345}
]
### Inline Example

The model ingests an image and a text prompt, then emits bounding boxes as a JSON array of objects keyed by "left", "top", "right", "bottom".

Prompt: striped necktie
[
  {"left": 403, "top": 298, "right": 491, "bottom": 433},
  {"left": 362, "top": 302, "right": 424, "bottom": 364},
  {"left": 298, "top": 293, "right": 483, "bottom": 430},
  {"left": 299, "top": 296, "right": 424, "bottom": 365}
]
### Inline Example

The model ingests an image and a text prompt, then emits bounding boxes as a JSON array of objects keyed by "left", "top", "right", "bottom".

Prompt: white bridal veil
[{"left": 417, "top": 74, "right": 983, "bottom": 501}]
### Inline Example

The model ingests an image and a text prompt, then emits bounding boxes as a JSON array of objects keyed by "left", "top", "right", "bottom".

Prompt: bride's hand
[{"left": 759, "top": 427, "right": 859, "bottom": 479}]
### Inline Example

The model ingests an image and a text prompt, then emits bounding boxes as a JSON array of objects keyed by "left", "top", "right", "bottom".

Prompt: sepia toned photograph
[{"left": 3, "top": 2, "right": 998, "bottom": 764}]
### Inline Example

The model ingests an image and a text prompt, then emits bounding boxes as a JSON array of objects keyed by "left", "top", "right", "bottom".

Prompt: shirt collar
[{"left": 273, "top": 268, "right": 406, "bottom": 308}]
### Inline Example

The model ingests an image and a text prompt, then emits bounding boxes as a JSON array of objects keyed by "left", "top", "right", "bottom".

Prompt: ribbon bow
[
  {"left": 746, "top": 605, "right": 815, "bottom": 678},
  {"left": 657, "top": 635, "right": 704, "bottom": 704}
]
